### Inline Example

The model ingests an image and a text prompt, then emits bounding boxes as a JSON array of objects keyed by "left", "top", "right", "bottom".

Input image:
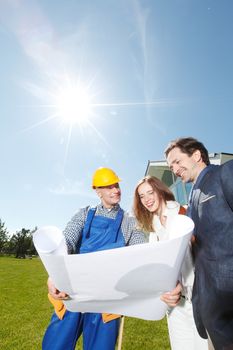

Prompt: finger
[
  {"left": 160, "top": 292, "right": 181, "bottom": 305},
  {"left": 55, "top": 291, "right": 69, "bottom": 299},
  {"left": 170, "top": 284, "right": 182, "bottom": 295}
]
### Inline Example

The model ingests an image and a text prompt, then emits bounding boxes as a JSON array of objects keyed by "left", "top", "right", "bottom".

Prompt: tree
[
  {"left": 0, "top": 219, "right": 9, "bottom": 254},
  {"left": 10, "top": 228, "right": 31, "bottom": 258},
  {"left": 27, "top": 228, "right": 38, "bottom": 256}
]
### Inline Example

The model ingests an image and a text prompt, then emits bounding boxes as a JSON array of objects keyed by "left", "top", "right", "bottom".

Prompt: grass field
[{"left": 0, "top": 256, "right": 170, "bottom": 349}]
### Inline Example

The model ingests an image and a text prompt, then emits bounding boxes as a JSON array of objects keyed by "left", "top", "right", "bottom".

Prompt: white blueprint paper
[{"left": 33, "top": 215, "right": 194, "bottom": 320}]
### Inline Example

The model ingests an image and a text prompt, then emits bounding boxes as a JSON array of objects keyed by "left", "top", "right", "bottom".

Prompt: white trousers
[{"left": 167, "top": 297, "right": 209, "bottom": 350}]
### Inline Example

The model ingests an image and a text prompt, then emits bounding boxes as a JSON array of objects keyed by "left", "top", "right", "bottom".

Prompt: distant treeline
[{"left": 0, "top": 219, "right": 37, "bottom": 258}]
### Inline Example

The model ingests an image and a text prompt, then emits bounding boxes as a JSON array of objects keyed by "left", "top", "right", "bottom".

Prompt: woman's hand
[{"left": 160, "top": 282, "right": 182, "bottom": 307}]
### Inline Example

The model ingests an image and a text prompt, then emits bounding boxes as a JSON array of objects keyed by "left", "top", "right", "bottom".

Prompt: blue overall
[{"left": 42, "top": 207, "right": 125, "bottom": 350}]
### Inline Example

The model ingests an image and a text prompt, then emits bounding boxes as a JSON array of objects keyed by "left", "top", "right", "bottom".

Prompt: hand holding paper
[{"left": 33, "top": 215, "right": 194, "bottom": 321}]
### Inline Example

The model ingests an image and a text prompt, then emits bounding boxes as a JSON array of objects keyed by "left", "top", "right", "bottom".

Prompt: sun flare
[
  {"left": 24, "top": 73, "right": 172, "bottom": 163},
  {"left": 53, "top": 84, "right": 92, "bottom": 126}
]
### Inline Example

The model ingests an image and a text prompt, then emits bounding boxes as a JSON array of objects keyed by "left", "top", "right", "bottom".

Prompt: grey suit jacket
[{"left": 191, "top": 160, "right": 233, "bottom": 350}]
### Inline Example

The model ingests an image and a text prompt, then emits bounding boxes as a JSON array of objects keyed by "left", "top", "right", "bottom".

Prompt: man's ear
[
  {"left": 193, "top": 150, "right": 202, "bottom": 162},
  {"left": 95, "top": 188, "right": 102, "bottom": 199}
]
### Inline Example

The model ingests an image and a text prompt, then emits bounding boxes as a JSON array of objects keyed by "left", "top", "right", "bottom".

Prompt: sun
[{"left": 53, "top": 83, "right": 92, "bottom": 126}]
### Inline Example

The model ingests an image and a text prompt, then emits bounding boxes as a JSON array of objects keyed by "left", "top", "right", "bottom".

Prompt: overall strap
[
  {"left": 82, "top": 207, "right": 96, "bottom": 239},
  {"left": 111, "top": 208, "right": 124, "bottom": 239}
]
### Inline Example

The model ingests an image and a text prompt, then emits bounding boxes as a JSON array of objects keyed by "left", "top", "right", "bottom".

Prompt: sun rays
[{"left": 21, "top": 72, "right": 181, "bottom": 169}]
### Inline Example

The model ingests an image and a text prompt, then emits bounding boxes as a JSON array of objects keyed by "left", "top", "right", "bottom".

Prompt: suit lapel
[{"left": 191, "top": 169, "right": 215, "bottom": 223}]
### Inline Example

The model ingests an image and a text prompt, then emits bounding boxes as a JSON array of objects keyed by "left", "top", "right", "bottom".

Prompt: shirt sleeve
[
  {"left": 63, "top": 207, "right": 88, "bottom": 253},
  {"left": 122, "top": 214, "right": 146, "bottom": 246}
]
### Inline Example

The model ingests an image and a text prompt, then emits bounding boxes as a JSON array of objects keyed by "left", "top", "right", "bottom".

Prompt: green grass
[{"left": 0, "top": 256, "right": 170, "bottom": 349}]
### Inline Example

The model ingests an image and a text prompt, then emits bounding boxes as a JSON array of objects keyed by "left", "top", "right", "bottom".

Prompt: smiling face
[
  {"left": 137, "top": 182, "right": 161, "bottom": 213},
  {"left": 166, "top": 146, "right": 206, "bottom": 183},
  {"left": 95, "top": 183, "right": 121, "bottom": 208}
]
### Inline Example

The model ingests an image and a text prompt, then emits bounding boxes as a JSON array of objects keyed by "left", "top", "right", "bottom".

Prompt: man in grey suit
[{"left": 165, "top": 137, "right": 233, "bottom": 350}]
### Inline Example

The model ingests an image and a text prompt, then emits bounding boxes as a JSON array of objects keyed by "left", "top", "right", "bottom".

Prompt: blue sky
[{"left": 1, "top": 0, "right": 232, "bottom": 234}]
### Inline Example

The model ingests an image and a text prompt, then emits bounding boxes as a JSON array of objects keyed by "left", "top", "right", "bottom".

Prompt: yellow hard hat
[{"left": 92, "top": 167, "right": 121, "bottom": 188}]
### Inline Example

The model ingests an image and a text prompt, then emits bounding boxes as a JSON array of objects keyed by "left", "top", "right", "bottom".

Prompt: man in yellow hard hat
[{"left": 42, "top": 167, "right": 145, "bottom": 350}]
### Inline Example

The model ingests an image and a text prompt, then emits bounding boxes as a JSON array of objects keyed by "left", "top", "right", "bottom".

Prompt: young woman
[{"left": 133, "top": 175, "right": 208, "bottom": 350}]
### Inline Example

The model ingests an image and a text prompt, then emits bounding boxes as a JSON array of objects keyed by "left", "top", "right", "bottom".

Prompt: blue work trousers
[{"left": 42, "top": 310, "right": 120, "bottom": 350}]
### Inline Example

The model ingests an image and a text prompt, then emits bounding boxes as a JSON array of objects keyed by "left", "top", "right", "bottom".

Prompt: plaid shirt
[{"left": 63, "top": 203, "right": 145, "bottom": 253}]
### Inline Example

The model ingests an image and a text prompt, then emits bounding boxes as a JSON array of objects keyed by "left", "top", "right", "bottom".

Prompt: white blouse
[{"left": 149, "top": 200, "right": 194, "bottom": 301}]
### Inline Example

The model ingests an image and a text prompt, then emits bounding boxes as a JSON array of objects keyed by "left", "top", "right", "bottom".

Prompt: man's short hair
[{"left": 164, "top": 137, "right": 210, "bottom": 165}]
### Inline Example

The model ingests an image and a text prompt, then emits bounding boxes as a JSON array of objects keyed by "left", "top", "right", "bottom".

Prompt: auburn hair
[{"left": 133, "top": 176, "right": 175, "bottom": 232}]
